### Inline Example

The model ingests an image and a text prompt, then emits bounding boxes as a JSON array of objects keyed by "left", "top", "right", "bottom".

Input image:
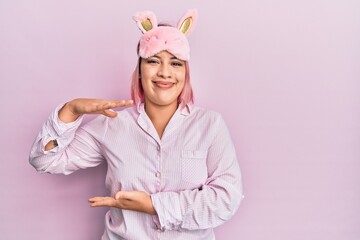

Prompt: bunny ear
[
  {"left": 177, "top": 9, "right": 198, "bottom": 36},
  {"left": 133, "top": 11, "right": 158, "bottom": 34}
]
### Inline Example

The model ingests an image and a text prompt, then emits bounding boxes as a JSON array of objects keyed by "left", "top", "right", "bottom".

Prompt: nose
[{"left": 157, "top": 64, "right": 172, "bottom": 79}]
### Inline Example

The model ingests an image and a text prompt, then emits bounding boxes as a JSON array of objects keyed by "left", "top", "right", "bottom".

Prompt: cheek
[
  {"left": 178, "top": 78, "right": 185, "bottom": 89},
  {"left": 140, "top": 78, "right": 151, "bottom": 92},
  {"left": 140, "top": 67, "right": 150, "bottom": 79},
  {"left": 178, "top": 75, "right": 186, "bottom": 89},
  {"left": 175, "top": 69, "right": 186, "bottom": 83}
]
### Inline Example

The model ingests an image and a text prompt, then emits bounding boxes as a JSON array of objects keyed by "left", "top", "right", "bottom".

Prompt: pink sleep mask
[{"left": 133, "top": 9, "right": 198, "bottom": 61}]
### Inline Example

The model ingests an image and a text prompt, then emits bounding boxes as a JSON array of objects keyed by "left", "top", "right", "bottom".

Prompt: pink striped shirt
[{"left": 29, "top": 103, "right": 244, "bottom": 240}]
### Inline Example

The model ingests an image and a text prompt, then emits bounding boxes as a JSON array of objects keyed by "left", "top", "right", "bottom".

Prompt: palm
[
  {"left": 88, "top": 191, "right": 156, "bottom": 215},
  {"left": 70, "top": 98, "right": 134, "bottom": 117}
]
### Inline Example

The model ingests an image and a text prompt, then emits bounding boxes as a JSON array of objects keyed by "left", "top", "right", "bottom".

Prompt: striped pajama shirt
[{"left": 29, "top": 103, "right": 244, "bottom": 240}]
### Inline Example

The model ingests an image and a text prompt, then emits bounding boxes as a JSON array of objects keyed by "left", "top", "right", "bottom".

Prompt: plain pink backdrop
[{"left": 1, "top": 0, "right": 359, "bottom": 239}]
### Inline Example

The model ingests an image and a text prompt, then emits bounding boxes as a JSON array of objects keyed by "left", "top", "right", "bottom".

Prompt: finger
[
  {"left": 97, "top": 100, "right": 132, "bottom": 111},
  {"left": 85, "top": 102, "right": 105, "bottom": 113},
  {"left": 93, "top": 101, "right": 115, "bottom": 111},
  {"left": 82, "top": 99, "right": 134, "bottom": 116},
  {"left": 88, "top": 196, "right": 105, "bottom": 202},
  {"left": 102, "top": 109, "right": 118, "bottom": 118},
  {"left": 88, "top": 102, "right": 115, "bottom": 114},
  {"left": 115, "top": 191, "right": 124, "bottom": 200},
  {"left": 124, "top": 99, "right": 134, "bottom": 105},
  {"left": 90, "top": 201, "right": 109, "bottom": 207},
  {"left": 88, "top": 197, "right": 115, "bottom": 207},
  {"left": 98, "top": 100, "right": 134, "bottom": 117},
  {"left": 101, "top": 101, "right": 113, "bottom": 110},
  {"left": 111, "top": 100, "right": 134, "bottom": 108},
  {"left": 88, "top": 197, "right": 107, "bottom": 206}
]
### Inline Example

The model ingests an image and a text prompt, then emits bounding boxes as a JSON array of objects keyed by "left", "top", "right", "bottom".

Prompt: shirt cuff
[
  {"left": 51, "top": 104, "right": 83, "bottom": 135},
  {"left": 150, "top": 192, "right": 182, "bottom": 231},
  {"left": 41, "top": 104, "right": 83, "bottom": 153}
]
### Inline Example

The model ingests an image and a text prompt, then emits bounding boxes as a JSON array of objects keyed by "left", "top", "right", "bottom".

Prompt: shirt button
[
  {"left": 155, "top": 172, "right": 161, "bottom": 178},
  {"left": 157, "top": 146, "right": 160, "bottom": 151}
]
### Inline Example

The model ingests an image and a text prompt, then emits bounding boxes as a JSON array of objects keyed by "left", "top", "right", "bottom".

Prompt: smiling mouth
[{"left": 153, "top": 81, "right": 175, "bottom": 89}]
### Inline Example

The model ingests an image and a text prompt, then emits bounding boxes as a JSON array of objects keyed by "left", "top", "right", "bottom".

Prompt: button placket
[{"left": 155, "top": 143, "right": 162, "bottom": 185}]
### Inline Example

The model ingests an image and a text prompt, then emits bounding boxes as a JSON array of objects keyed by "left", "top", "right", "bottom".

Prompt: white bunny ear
[
  {"left": 177, "top": 9, "right": 198, "bottom": 36},
  {"left": 133, "top": 11, "right": 158, "bottom": 34}
]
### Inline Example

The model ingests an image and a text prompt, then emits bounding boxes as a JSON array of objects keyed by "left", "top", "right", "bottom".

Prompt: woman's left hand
[{"left": 88, "top": 191, "right": 157, "bottom": 215}]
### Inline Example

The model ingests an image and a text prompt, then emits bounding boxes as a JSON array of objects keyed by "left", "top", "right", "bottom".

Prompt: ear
[
  {"left": 133, "top": 11, "right": 158, "bottom": 34},
  {"left": 177, "top": 9, "right": 198, "bottom": 36}
]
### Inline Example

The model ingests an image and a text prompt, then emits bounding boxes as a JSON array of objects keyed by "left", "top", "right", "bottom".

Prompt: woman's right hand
[{"left": 58, "top": 98, "right": 134, "bottom": 123}]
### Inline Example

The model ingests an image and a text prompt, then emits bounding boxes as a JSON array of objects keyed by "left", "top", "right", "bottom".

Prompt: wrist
[
  {"left": 146, "top": 195, "right": 157, "bottom": 215},
  {"left": 58, "top": 102, "right": 80, "bottom": 123}
]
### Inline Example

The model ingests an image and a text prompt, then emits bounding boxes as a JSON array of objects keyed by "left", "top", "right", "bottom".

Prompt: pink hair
[
  {"left": 131, "top": 10, "right": 197, "bottom": 109},
  {"left": 131, "top": 58, "right": 194, "bottom": 109}
]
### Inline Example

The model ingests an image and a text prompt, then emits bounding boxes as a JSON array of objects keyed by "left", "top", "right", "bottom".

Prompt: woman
[{"left": 29, "top": 9, "right": 244, "bottom": 240}]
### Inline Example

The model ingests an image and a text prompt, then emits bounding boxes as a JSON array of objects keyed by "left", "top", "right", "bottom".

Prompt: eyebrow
[{"left": 152, "top": 55, "right": 179, "bottom": 60}]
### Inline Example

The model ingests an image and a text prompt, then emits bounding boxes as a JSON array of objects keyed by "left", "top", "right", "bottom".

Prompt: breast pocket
[{"left": 181, "top": 150, "right": 208, "bottom": 186}]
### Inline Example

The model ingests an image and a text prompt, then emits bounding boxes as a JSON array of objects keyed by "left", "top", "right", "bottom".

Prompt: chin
[{"left": 151, "top": 98, "right": 179, "bottom": 107}]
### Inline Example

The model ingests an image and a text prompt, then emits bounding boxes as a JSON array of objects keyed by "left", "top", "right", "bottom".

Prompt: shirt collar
[{"left": 136, "top": 102, "right": 144, "bottom": 113}]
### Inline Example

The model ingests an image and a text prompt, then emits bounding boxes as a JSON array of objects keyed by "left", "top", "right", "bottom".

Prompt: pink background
[{"left": 1, "top": 0, "right": 359, "bottom": 239}]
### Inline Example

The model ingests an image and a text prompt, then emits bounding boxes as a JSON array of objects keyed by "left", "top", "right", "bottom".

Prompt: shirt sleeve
[
  {"left": 29, "top": 104, "right": 107, "bottom": 175},
  {"left": 150, "top": 115, "right": 244, "bottom": 231}
]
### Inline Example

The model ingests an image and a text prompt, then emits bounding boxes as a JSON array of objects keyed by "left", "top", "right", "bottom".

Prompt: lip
[{"left": 152, "top": 81, "right": 175, "bottom": 89}]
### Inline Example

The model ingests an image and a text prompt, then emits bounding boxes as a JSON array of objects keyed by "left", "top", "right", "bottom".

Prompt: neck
[{"left": 144, "top": 101, "right": 178, "bottom": 139}]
